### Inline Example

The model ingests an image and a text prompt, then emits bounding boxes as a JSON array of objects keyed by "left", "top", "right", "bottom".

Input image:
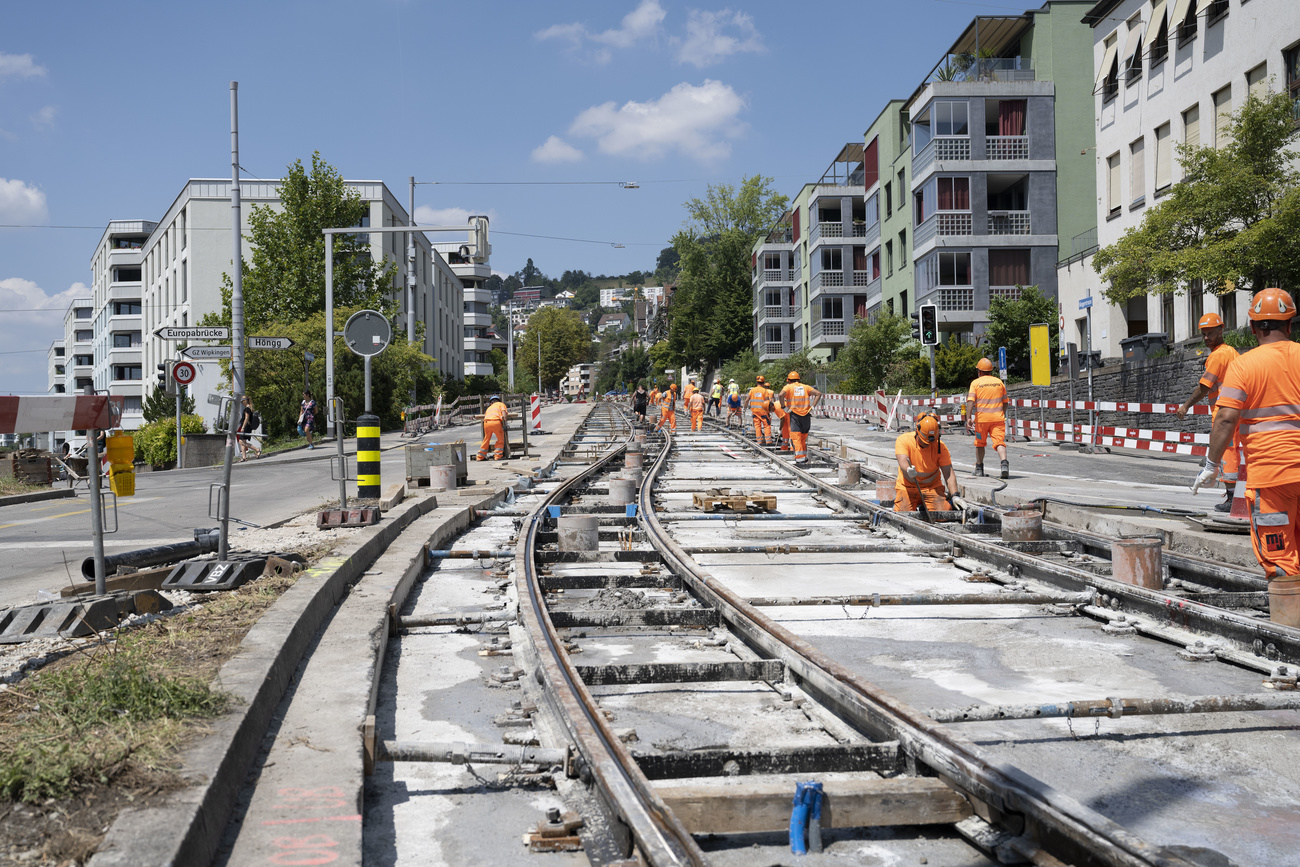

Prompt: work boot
[
  {"left": 1000, "top": 460, "right": 1009, "bottom": 480},
  {"left": 974, "top": 464, "right": 985, "bottom": 477},
  {"left": 1214, "top": 499, "right": 1232, "bottom": 513}
]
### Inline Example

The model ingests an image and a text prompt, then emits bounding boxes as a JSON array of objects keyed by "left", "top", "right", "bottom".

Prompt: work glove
[
  {"left": 903, "top": 466, "right": 918, "bottom": 482},
  {"left": 1190, "top": 459, "right": 1222, "bottom": 495}
]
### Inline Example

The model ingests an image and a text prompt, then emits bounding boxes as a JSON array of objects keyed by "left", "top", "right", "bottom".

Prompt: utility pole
[
  {"left": 219, "top": 81, "right": 245, "bottom": 561},
  {"left": 407, "top": 176, "right": 417, "bottom": 404},
  {"left": 507, "top": 299, "right": 515, "bottom": 390}
]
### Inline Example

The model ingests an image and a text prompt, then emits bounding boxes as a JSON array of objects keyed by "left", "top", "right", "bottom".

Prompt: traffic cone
[{"left": 1229, "top": 460, "right": 1250, "bottom": 520}]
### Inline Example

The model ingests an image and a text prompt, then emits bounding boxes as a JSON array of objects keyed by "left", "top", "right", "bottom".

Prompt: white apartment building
[
  {"left": 430, "top": 216, "right": 495, "bottom": 378},
  {"left": 599, "top": 287, "right": 630, "bottom": 308},
  {"left": 90, "top": 220, "right": 154, "bottom": 430},
  {"left": 47, "top": 339, "right": 65, "bottom": 395},
  {"left": 1078, "top": 0, "right": 1300, "bottom": 358},
  {"left": 62, "top": 300, "right": 95, "bottom": 397},
  {"left": 560, "top": 363, "right": 595, "bottom": 398}
]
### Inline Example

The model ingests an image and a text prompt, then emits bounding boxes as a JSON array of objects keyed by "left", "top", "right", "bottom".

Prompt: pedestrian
[
  {"left": 725, "top": 388, "right": 743, "bottom": 428},
  {"left": 1196, "top": 288, "right": 1300, "bottom": 625},
  {"left": 965, "top": 358, "right": 1009, "bottom": 479},
  {"left": 1177, "top": 313, "right": 1240, "bottom": 512},
  {"left": 688, "top": 388, "right": 707, "bottom": 431},
  {"left": 709, "top": 380, "right": 722, "bottom": 417},
  {"left": 476, "top": 394, "right": 509, "bottom": 460},
  {"left": 237, "top": 396, "right": 262, "bottom": 461},
  {"left": 747, "top": 376, "right": 773, "bottom": 445},
  {"left": 894, "top": 411, "right": 956, "bottom": 513},
  {"left": 778, "top": 371, "right": 821, "bottom": 466},
  {"left": 656, "top": 383, "right": 678, "bottom": 431},
  {"left": 632, "top": 382, "right": 649, "bottom": 425},
  {"left": 298, "top": 390, "right": 317, "bottom": 449}
]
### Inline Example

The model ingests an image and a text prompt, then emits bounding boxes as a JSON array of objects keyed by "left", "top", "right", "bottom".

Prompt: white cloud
[
  {"left": 30, "top": 106, "right": 56, "bottom": 129},
  {"left": 0, "top": 52, "right": 46, "bottom": 81},
  {"left": 568, "top": 80, "right": 746, "bottom": 162},
  {"left": 0, "top": 279, "right": 86, "bottom": 395},
  {"left": 413, "top": 205, "right": 499, "bottom": 228},
  {"left": 0, "top": 278, "right": 85, "bottom": 322},
  {"left": 0, "top": 178, "right": 49, "bottom": 223},
  {"left": 675, "top": 9, "right": 765, "bottom": 67},
  {"left": 536, "top": 0, "right": 666, "bottom": 63},
  {"left": 531, "top": 136, "right": 585, "bottom": 164}
]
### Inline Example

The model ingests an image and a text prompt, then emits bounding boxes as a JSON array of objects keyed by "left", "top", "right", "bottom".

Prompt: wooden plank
[{"left": 654, "top": 776, "right": 972, "bottom": 834}]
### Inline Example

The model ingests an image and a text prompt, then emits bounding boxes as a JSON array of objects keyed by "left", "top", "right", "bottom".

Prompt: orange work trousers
[
  {"left": 893, "top": 482, "right": 950, "bottom": 513},
  {"left": 751, "top": 412, "right": 771, "bottom": 444},
  {"left": 658, "top": 409, "right": 676, "bottom": 431},
  {"left": 478, "top": 419, "right": 505, "bottom": 459},
  {"left": 1248, "top": 481, "right": 1300, "bottom": 579},
  {"left": 690, "top": 410, "right": 704, "bottom": 431},
  {"left": 779, "top": 415, "right": 792, "bottom": 451}
]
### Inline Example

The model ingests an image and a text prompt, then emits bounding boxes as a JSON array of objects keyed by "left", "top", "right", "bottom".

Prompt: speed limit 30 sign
[{"left": 172, "top": 361, "right": 197, "bottom": 386}]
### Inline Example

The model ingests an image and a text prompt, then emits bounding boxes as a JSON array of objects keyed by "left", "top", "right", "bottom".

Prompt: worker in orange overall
[
  {"left": 1177, "top": 312, "right": 1241, "bottom": 513},
  {"left": 688, "top": 387, "right": 707, "bottom": 431},
  {"left": 1197, "top": 288, "right": 1300, "bottom": 625},
  {"left": 965, "top": 358, "right": 1009, "bottom": 479},
  {"left": 778, "top": 371, "right": 821, "bottom": 466},
  {"left": 774, "top": 386, "right": 792, "bottom": 452},
  {"left": 648, "top": 384, "right": 660, "bottom": 426},
  {"left": 656, "top": 383, "right": 678, "bottom": 431},
  {"left": 747, "top": 376, "right": 773, "bottom": 445},
  {"left": 682, "top": 376, "right": 697, "bottom": 406},
  {"left": 475, "top": 394, "right": 509, "bottom": 460},
  {"left": 894, "top": 411, "right": 956, "bottom": 513}
]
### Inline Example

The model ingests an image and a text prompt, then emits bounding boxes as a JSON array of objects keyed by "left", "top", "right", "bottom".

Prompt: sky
[{"left": 1, "top": 0, "right": 1017, "bottom": 394}]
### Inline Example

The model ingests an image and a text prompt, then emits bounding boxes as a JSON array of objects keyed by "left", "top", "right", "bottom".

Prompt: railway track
[{"left": 234, "top": 402, "right": 1300, "bottom": 865}]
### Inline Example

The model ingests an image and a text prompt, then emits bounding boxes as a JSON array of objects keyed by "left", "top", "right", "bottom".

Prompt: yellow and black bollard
[{"left": 357, "top": 413, "right": 381, "bottom": 499}]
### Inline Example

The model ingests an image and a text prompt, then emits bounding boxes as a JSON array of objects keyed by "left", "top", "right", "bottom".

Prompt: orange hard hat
[
  {"left": 787, "top": 371, "right": 800, "bottom": 381},
  {"left": 1198, "top": 312, "right": 1224, "bottom": 329},
  {"left": 670, "top": 383, "right": 678, "bottom": 391},
  {"left": 915, "top": 411, "right": 941, "bottom": 444},
  {"left": 756, "top": 375, "right": 765, "bottom": 384},
  {"left": 1248, "top": 287, "right": 1295, "bottom": 322},
  {"left": 977, "top": 358, "right": 994, "bottom": 372}
]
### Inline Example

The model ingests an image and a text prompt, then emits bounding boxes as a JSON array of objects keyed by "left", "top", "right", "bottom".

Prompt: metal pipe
[
  {"left": 400, "top": 612, "right": 512, "bottom": 628},
  {"left": 747, "top": 591, "right": 1091, "bottom": 608},
  {"left": 929, "top": 692, "right": 1300, "bottom": 724},
  {"left": 427, "top": 548, "right": 514, "bottom": 560},
  {"left": 82, "top": 532, "right": 220, "bottom": 580},
  {"left": 86, "top": 420, "right": 106, "bottom": 594},
  {"left": 220, "top": 80, "right": 245, "bottom": 562},
  {"left": 378, "top": 740, "right": 567, "bottom": 767}
]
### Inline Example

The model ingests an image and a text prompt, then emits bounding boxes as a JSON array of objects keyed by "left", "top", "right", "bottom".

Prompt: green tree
[
  {"left": 519, "top": 307, "right": 592, "bottom": 391},
  {"left": 1093, "top": 91, "right": 1300, "bottom": 304},
  {"left": 834, "top": 313, "right": 918, "bottom": 394},
  {"left": 655, "top": 246, "right": 681, "bottom": 284},
  {"left": 985, "top": 285, "right": 1057, "bottom": 375},
  {"left": 572, "top": 283, "right": 600, "bottom": 309},
  {"left": 932, "top": 340, "right": 984, "bottom": 390},
  {"left": 142, "top": 383, "right": 196, "bottom": 423},
  {"left": 216, "top": 152, "right": 395, "bottom": 332},
  {"left": 761, "top": 348, "right": 822, "bottom": 389},
  {"left": 719, "top": 349, "right": 761, "bottom": 389}
]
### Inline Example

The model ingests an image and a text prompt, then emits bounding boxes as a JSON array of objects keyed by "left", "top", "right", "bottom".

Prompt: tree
[
  {"left": 985, "top": 285, "right": 1057, "bottom": 375},
  {"left": 761, "top": 348, "right": 822, "bottom": 389},
  {"left": 216, "top": 152, "right": 395, "bottom": 332},
  {"left": 519, "top": 307, "right": 592, "bottom": 391},
  {"left": 1093, "top": 91, "right": 1300, "bottom": 304},
  {"left": 834, "top": 313, "right": 918, "bottom": 394},
  {"left": 572, "top": 284, "right": 600, "bottom": 309},
  {"left": 681, "top": 175, "right": 790, "bottom": 237},
  {"left": 655, "top": 246, "right": 681, "bottom": 284},
  {"left": 142, "top": 383, "right": 196, "bottom": 423},
  {"left": 517, "top": 258, "right": 543, "bottom": 287}
]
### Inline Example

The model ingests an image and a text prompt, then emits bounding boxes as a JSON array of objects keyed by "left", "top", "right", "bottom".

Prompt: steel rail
[
  {"left": 640, "top": 419, "right": 1200, "bottom": 867},
  {"left": 513, "top": 405, "right": 706, "bottom": 866}
]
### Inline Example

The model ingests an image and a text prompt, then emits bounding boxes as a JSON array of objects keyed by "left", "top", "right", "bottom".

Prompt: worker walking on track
[
  {"left": 709, "top": 380, "right": 723, "bottom": 417},
  {"left": 1178, "top": 313, "right": 1240, "bottom": 512},
  {"left": 683, "top": 377, "right": 697, "bottom": 406},
  {"left": 648, "top": 384, "right": 660, "bottom": 425},
  {"left": 748, "top": 376, "right": 773, "bottom": 445},
  {"left": 779, "top": 371, "right": 821, "bottom": 466},
  {"left": 476, "top": 394, "right": 509, "bottom": 461},
  {"left": 895, "top": 411, "right": 957, "bottom": 513},
  {"left": 656, "top": 383, "right": 678, "bottom": 432},
  {"left": 1197, "top": 288, "right": 1300, "bottom": 626},
  {"left": 965, "top": 358, "right": 1010, "bottom": 479},
  {"left": 688, "top": 387, "right": 707, "bottom": 431}
]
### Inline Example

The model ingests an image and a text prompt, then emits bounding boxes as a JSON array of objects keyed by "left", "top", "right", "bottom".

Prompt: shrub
[{"left": 135, "top": 415, "right": 207, "bottom": 466}]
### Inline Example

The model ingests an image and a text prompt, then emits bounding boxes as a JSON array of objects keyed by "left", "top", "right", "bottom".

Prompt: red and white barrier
[
  {"left": 1008, "top": 398, "right": 1211, "bottom": 416},
  {"left": 0, "top": 395, "right": 122, "bottom": 434},
  {"left": 1010, "top": 419, "right": 1209, "bottom": 456},
  {"left": 530, "top": 393, "right": 542, "bottom": 431}
]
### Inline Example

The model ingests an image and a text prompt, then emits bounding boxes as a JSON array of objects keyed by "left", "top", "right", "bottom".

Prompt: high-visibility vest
[
  {"left": 781, "top": 383, "right": 811, "bottom": 416},
  {"left": 1200, "top": 343, "right": 1239, "bottom": 408},
  {"left": 711, "top": 384, "right": 722, "bottom": 399},
  {"left": 485, "top": 401, "right": 508, "bottom": 423},
  {"left": 967, "top": 375, "right": 1007, "bottom": 423},
  {"left": 660, "top": 392, "right": 676, "bottom": 411},
  {"left": 748, "top": 387, "right": 769, "bottom": 414},
  {"left": 689, "top": 393, "right": 706, "bottom": 412}
]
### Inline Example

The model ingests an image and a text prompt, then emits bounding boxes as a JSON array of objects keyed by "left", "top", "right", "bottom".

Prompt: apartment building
[
  {"left": 47, "top": 339, "right": 65, "bottom": 395},
  {"left": 1079, "top": 0, "right": 1300, "bottom": 358},
  {"left": 429, "top": 216, "right": 494, "bottom": 378},
  {"left": 62, "top": 299, "right": 95, "bottom": 397},
  {"left": 560, "top": 363, "right": 595, "bottom": 398},
  {"left": 89, "top": 221, "right": 155, "bottom": 430},
  {"left": 869, "top": 101, "right": 918, "bottom": 319},
  {"left": 906, "top": 1, "right": 1097, "bottom": 340}
]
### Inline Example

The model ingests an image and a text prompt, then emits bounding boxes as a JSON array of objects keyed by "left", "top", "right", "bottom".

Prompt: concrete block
[{"left": 379, "top": 483, "right": 406, "bottom": 512}]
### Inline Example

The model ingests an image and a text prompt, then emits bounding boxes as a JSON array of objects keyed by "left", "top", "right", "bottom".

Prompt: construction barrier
[
  {"left": 0, "top": 394, "right": 123, "bottom": 433},
  {"left": 531, "top": 393, "right": 542, "bottom": 432}
]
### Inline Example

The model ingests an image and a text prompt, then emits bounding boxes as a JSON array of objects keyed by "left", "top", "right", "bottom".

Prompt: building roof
[
  {"left": 1082, "top": 0, "right": 1124, "bottom": 25},
  {"left": 598, "top": 312, "right": 629, "bottom": 325}
]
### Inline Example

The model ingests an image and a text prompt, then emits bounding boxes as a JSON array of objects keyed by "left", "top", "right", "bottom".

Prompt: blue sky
[{"left": 1, "top": 0, "right": 1011, "bottom": 393}]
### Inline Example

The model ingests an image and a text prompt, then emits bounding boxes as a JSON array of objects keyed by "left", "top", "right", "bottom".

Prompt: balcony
[
  {"left": 988, "top": 210, "right": 1031, "bottom": 235},
  {"left": 935, "top": 287, "right": 974, "bottom": 311},
  {"left": 809, "top": 222, "right": 843, "bottom": 245},
  {"left": 851, "top": 271, "right": 878, "bottom": 287},
  {"left": 810, "top": 270, "right": 844, "bottom": 296},
  {"left": 811, "top": 319, "right": 848, "bottom": 343},
  {"left": 464, "top": 311, "right": 494, "bottom": 327},
  {"left": 914, "top": 136, "right": 972, "bottom": 176},
  {"left": 464, "top": 361, "right": 495, "bottom": 376},
  {"left": 758, "top": 269, "right": 793, "bottom": 287},
  {"left": 761, "top": 306, "right": 797, "bottom": 322},
  {"left": 987, "top": 135, "right": 1029, "bottom": 160},
  {"left": 915, "top": 211, "right": 973, "bottom": 250},
  {"left": 760, "top": 342, "right": 790, "bottom": 360}
]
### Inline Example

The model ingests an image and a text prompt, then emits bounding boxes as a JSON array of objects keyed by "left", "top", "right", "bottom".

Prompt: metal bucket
[
  {"left": 429, "top": 464, "right": 457, "bottom": 491},
  {"left": 607, "top": 478, "right": 637, "bottom": 506},
  {"left": 1269, "top": 576, "right": 1300, "bottom": 628},
  {"left": 557, "top": 515, "right": 600, "bottom": 552},
  {"left": 1001, "top": 509, "right": 1043, "bottom": 542},
  {"left": 1111, "top": 537, "right": 1164, "bottom": 590},
  {"left": 837, "top": 462, "right": 861, "bottom": 486},
  {"left": 875, "top": 479, "right": 895, "bottom": 503}
]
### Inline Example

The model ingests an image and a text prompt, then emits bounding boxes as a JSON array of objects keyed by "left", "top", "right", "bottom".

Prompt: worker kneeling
[
  {"left": 894, "top": 412, "right": 957, "bottom": 513},
  {"left": 477, "top": 395, "right": 509, "bottom": 460}
]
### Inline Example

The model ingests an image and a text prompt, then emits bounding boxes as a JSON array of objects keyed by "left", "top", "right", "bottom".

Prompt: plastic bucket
[
  {"left": 105, "top": 433, "right": 133, "bottom": 472},
  {"left": 1001, "top": 510, "right": 1043, "bottom": 542},
  {"left": 1111, "top": 537, "right": 1164, "bottom": 590}
]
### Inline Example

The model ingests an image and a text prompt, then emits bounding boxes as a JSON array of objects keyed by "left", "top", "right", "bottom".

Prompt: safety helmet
[
  {"left": 670, "top": 383, "right": 678, "bottom": 391},
  {"left": 1197, "top": 312, "right": 1224, "bottom": 329},
  {"left": 915, "top": 410, "right": 941, "bottom": 445},
  {"left": 489, "top": 394, "right": 501, "bottom": 403},
  {"left": 977, "top": 358, "right": 994, "bottom": 373},
  {"left": 756, "top": 375, "right": 766, "bottom": 384},
  {"left": 729, "top": 378, "right": 736, "bottom": 383},
  {"left": 1248, "top": 287, "right": 1295, "bottom": 322},
  {"left": 787, "top": 371, "right": 800, "bottom": 382}
]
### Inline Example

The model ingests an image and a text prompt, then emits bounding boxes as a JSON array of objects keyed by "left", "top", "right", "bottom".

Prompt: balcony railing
[
  {"left": 852, "top": 271, "right": 877, "bottom": 287},
  {"left": 760, "top": 269, "right": 793, "bottom": 285},
  {"left": 990, "top": 285, "right": 1023, "bottom": 302},
  {"left": 811, "top": 271, "right": 844, "bottom": 294},
  {"left": 988, "top": 210, "right": 1031, "bottom": 235},
  {"left": 936, "top": 287, "right": 975, "bottom": 311},
  {"left": 761, "top": 305, "right": 796, "bottom": 321},
  {"left": 914, "top": 136, "right": 972, "bottom": 175},
  {"left": 809, "top": 222, "right": 844, "bottom": 244},
  {"left": 811, "top": 319, "right": 848, "bottom": 342},
  {"left": 987, "top": 135, "right": 1029, "bottom": 160},
  {"left": 851, "top": 223, "right": 868, "bottom": 237},
  {"left": 761, "top": 342, "right": 790, "bottom": 358},
  {"left": 915, "top": 211, "right": 972, "bottom": 249}
]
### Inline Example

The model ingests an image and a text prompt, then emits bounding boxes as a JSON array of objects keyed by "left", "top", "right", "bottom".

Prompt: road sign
[
  {"left": 154, "top": 326, "right": 230, "bottom": 340},
  {"left": 207, "top": 393, "right": 224, "bottom": 406},
  {"left": 998, "top": 346, "right": 1008, "bottom": 381},
  {"left": 1030, "top": 323, "right": 1051, "bottom": 386},
  {"left": 172, "top": 361, "right": 197, "bottom": 386},
  {"left": 248, "top": 336, "right": 295, "bottom": 350},
  {"left": 343, "top": 310, "right": 392, "bottom": 358},
  {"left": 1078, "top": 296, "right": 1093, "bottom": 310},
  {"left": 180, "top": 345, "right": 233, "bottom": 360}
]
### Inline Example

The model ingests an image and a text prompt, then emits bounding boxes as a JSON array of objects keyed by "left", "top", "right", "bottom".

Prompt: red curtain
[
  {"left": 998, "top": 100, "right": 1026, "bottom": 136},
  {"left": 853, "top": 247, "right": 868, "bottom": 271},
  {"left": 864, "top": 138, "right": 879, "bottom": 189},
  {"left": 937, "top": 179, "right": 952, "bottom": 211},
  {"left": 988, "top": 249, "right": 1030, "bottom": 285},
  {"left": 937, "top": 178, "right": 969, "bottom": 210},
  {"left": 792, "top": 208, "right": 800, "bottom": 242},
  {"left": 872, "top": 252, "right": 881, "bottom": 279},
  {"left": 855, "top": 296, "right": 868, "bottom": 319}
]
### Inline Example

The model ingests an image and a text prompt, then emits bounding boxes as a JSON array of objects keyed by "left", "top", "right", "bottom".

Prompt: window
[
  {"left": 123, "top": 396, "right": 142, "bottom": 412},
  {"left": 1287, "top": 46, "right": 1300, "bottom": 126},
  {"left": 1221, "top": 292, "right": 1237, "bottom": 330},
  {"left": 763, "top": 252, "right": 782, "bottom": 271},
  {"left": 1107, "top": 153, "right": 1122, "bottom": 216},
  {"left": 1162, "top": 293, "right": 1175, "bottom": 343},
  {"left": 938, "top": 177, "right": 970, "bottom": 211},
  {"left": 179, "top": 209, "right": 186, "bottom": 250},
  {"left": 1154, "top": 123, "right": 1173, "bottom": 192},
  {"left": 934, "top": 102, "right": 968, "bottom": 136},
  {"left": 75, "top": 354, "right": 92, "bottom": 366},
  {"left": 1098, "top": 33, "right": 1120, "bottom": 102},
  {"left": 918, "top": 251, "right": 973, "bottom": 294},
  {"left": 1149, "top": 13, "right": 1169, "bottom": 66},
  {"left": 54, "top": 365, "right": 64, "bottom": 375},
  {"left": 113, "top": 267, "right": 141, "bottom": 282},
  {"left": 989, "top": 249, "right": 1031, "bottom": 286},
  {"left": 1189, "top": 279, "right": 1204, "bottom": 325},
  {"left": 1177, "top": 0, "right": 1197, "bottom": 42},
  {"left": 112, "top": 333, "right": 135, "bottom": 348},
  {"left": 181, "top": 262, "right": 187, "bottom": 303},
  {"left": 822, "top": 298, "right": 844, "bottom": 321},
  {"left": 113, "top": 365, "right": 142, "bottom": 381},
  {"left": 75, "top": 307, "right": 91, "bottom": 319},
  {"left": 821, "top": 249, "right": 842, "bottom": 271},
  {"left": 765, "top": 325, "right": 783, "bottom": 343},
  {"left": 885, "top": 240, "right": 894, "bottom": 276},
  {"left": 75, "top": 329, "right": 92, "bottom": 342},
  {"left": 55, "top": 347, "right": 64, "bottom": 357},
  {"left": 1183, "top": 104, "right": 1200, "bottom": 149},
  {"left": 1247, "top": 63, "right": 1269, "bottom": 102},
  {"left": 764, "top": 289, "right": 783, "bottom": 307},
  {"left": 1206, "top": 0, "right": 1229, "bottom": 24},
  {"left": 113, "top": 301, "right": 142, "bottom": 316},
  {"left": 898, "top": 230, "right": 906, "bottom": 267},
  {"left": 898, "top": 169, "right": 906, "bottom": 199},
  {"left": 1123, "top": 15, "right": 1144, "bottom": 83},
  {"left": 1213, "top": 86, "right": 1232, "bottom": 147},
  {"left": 884, "top": 182, "right": 893, "bottom": 217},
  {"left": 1129, "top": 138, "right": 1145, "bottom": 206}
]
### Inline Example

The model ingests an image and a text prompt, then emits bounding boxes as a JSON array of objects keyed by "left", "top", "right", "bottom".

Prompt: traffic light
[
  {"left": 920, "top": 304, "right": 939, "bottom": 346},
  {"left": 157, "top": 361, "right": 176, "bottom": 395},
  {"left": 910, "top": 313, "right": 921, "bottom": 341}
]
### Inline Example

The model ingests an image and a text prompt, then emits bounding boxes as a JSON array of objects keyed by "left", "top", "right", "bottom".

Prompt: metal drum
[
  {"left": 1111, "top": 537, "right": 1164, "bottom": 590},
  {"left": 1001, "top": 510, "right": 1043, "bottom": 542}
]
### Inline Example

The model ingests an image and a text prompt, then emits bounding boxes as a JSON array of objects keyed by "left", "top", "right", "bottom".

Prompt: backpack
[{"left": 248, "top": 410, "right": 261, "bottom": 431}]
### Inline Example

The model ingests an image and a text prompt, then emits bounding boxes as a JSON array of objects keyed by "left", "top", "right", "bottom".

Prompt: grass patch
[{"left": 0, "top": 477, "right": 45, "bottom": 497}]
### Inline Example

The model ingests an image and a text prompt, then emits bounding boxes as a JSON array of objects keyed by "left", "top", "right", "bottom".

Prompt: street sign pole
[{"left": 218, "top": 81, "right": 245, "bottom": 561}]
